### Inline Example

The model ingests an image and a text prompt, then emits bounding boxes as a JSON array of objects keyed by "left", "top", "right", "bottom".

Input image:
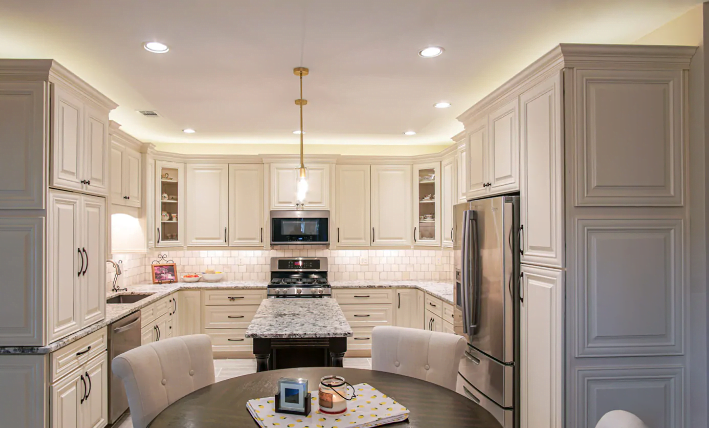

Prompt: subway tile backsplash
[{"left": 107, "top": 248, "right": 454, "bottom": 290}]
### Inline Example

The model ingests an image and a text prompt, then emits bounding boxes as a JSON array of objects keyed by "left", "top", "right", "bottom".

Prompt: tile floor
[{"left": 112, "top": 358, "right": 372, "bottom": 427}]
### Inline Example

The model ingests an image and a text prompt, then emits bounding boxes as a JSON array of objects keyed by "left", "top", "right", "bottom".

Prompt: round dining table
[{"left": 148, "top": 367, "right": 501, "bottom": 427}]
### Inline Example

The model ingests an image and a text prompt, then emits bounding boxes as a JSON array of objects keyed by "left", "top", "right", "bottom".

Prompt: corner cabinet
[
  {"left": 394, "top": 289, "right": 424, "bottom": 329},
  {"left": 185, "top": 164, "right": 229, "bottom": 246},
  {"left": 229, "top": 164, "right": 265, "bottom": 247},
  {"left": 371, "top": 165, "right": 412, "bottom": 246},
  {"left": 270, "top": 163, "right": 330, "bottom": 210},
  {"left": 109, "top": 143, "right": 141, "bottom": 208},
  {"left": 155, "top": 161, "right": 185, "bottom": 247},
  {"left": 413, "top": 162, "right": 440, "bottom": 246},
  {"left": 335, "top": 165, "right": 371, "bottom": 247}
]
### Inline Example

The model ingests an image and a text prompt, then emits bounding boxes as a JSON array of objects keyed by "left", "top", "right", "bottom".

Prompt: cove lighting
[
  {"left": 404, "top": 131, "right": 416, "bottom": 136},
  {"left": 183, "top": 128, "right": 196, "bottom": 134}
]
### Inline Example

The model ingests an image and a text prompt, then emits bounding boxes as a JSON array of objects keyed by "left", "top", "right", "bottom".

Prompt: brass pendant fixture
[{"left": 294, "top": 66, "right": 309, "bottom": 205}]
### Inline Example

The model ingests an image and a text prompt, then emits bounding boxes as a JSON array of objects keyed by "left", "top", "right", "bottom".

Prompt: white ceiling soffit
[{"left": 0, "top": 0, "right": 699, "bottom": 146}]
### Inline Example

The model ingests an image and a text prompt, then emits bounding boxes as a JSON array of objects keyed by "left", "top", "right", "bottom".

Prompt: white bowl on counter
[
  {"left": 181, "top": 275, "right": 201, "bottom": 283},
  {"left": 201, "top": 272, "right": 224, "bottom": 282}
]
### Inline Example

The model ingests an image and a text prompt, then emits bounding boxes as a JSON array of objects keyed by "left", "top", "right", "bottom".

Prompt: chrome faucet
[{"left": 107, "top": 260, "right": 127, "bottom": 293}]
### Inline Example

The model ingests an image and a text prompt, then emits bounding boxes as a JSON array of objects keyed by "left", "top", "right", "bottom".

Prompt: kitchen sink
[{"left": 106, "top": 293, "right": 155, "bottom": 304}]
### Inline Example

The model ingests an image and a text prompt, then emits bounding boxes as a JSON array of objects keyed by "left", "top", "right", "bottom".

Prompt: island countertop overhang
[{"left": 245, "top": 298, "right": 353, "bottom": 339}]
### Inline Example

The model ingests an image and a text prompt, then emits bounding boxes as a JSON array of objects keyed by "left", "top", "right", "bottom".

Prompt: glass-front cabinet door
[
  {"left": 413, "top": 162, "right": 441, "bottom": 246},
  {"left": 155, "top": 160, "right": 185, "bottom": 247}
]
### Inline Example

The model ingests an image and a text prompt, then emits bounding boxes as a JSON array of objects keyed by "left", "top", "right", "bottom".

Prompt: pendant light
[{"left": 294, "top": 66, "right": 309, "bottom": 206}]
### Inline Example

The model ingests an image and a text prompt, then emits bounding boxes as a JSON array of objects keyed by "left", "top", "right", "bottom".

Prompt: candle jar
[{"left": 318, "top": 375, "right": 356, "bottom": 414}]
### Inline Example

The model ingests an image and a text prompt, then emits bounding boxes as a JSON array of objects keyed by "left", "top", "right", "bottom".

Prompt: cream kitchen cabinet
[
  {"left": 156, "top": 161, "right": 184, "bottom": 247},
  {"left": 334, "top": 289, "right": 394, "bottom": 357},
  {"left": 441, "top": 156, "right": 456, "bottom": 247},
  {"left": 109, "top": 143, "right": 141, "bottom": 208},
  {"left": 335, "top": 165, "right": 371, "bottom": 247},
  {"left": 270, "top": 163, "right": 330, "bottom": 210},
  {"left": 202, "top": 289, "right": 266, "bottom": 356},
  {"left": 51, "top": 85, "right": 111, "bottom": 197},
  {"left": 48, "top": 190, "right": 105, "bottom": 343},
  {"left": 371, "top": 165, "right": 412, "bottom": 246},
  {"left": 456, "top": 143, "right": 468, "bottom": 203},
  {"left": 229, "top": 164, "right": 264, "bottom": 247},
  {"left": 186, "top": 164, "right": 229, "bottom": 246},
  {"left": 413, "top": 162, "right": 440, "bottom": 246},
  {"left": 50, "top": 350, "right": 108, "bottom": 428},
  {"left": 466, "top": 119, "right": 487, "bottom": 199},
  {"left": 394, "top": 289, "right": 424, "bottom": 329},
  {"left": 424, "top": 311, "right": 443, "bottom": 332},
  {"left": 177, "top": 290, "right": 201, "bottom": 336},
  {"left": 488, "top": 99, "right": 519, "bottom": 193}
]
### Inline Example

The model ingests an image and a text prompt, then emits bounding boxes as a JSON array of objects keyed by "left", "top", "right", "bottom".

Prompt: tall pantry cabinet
[
  {"left": 0, "top": 60, "right": 116, "bottom": 428},
  {"left": 458, "top": 45, "right": 695, "bottom": 428}
]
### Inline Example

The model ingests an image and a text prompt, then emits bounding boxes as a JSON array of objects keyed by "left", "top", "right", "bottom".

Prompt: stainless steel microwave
[{"left": 270, "top": 210, "right": 329, "bottom": 245}]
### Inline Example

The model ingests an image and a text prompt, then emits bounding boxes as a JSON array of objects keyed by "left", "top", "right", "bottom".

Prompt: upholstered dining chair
[
  {"left": 371, "top": 326, "right": 466, "bottom": 390},
  {"left": 595, "top": 410, "right": 649, "bottom": 428},
  {"left": 112, "top": 334, "right": 215, "bottom": 428}
]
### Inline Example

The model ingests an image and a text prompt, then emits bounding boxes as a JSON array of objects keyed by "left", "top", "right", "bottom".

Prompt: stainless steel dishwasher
[{"left": 108, "top": 311, "right": 141, "bottom": 425}]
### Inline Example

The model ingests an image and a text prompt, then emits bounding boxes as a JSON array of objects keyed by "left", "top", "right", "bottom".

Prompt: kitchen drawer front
[
  {"left": 203, "top": 289, "right": 266, "bottom": 306},
  {"left": 457, "top": 375, "right": 513, "bottom": 428},
  {"left": 442, "top": 302, "right": 455, "bottom": 324},
  {"left": 141, "top": 296, "right": 171, "bottom": 325},
  {"left": 347, "top": 327, "right": 374, "bottom": 350},
  {"left": 205, "top": 329, "right": 253, "bottom": 352},
  {"left": 203, "top": 305, "right": 259, "bottom": 329},
  {"left": 424, "top": 294, "right": 443, "bottom": 317},
  {"left": 340, "top": 304, "right": 393, "bottom": 326},
  {"left": 333, "top": 289, "right": 394, "bottom": 305},
  {"left": 458, "top": 345, "right": 514, "bottom": 408},
  {"left": 50, "top": 327, "right": 107, "bottom": 383}
]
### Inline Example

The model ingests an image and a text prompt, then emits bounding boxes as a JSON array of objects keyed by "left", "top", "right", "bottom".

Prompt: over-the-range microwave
[{"left": 270, "top": 210, "right": 329, "bottom": 245}]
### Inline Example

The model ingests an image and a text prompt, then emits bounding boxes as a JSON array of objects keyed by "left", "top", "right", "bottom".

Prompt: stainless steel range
[{"left": 268, "top": 257, "right": 331, "bottom": 298}]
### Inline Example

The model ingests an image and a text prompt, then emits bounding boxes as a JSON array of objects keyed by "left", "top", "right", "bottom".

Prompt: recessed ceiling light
[
  {"left": 418, "top": 46, "right": 444, "bottom": 58},
  {"left": 434, "top": 102, "right": 451, "bottom": 109},
  {"left": 293, "top": 130, "right": 305, "bottom": 134},
  {"left": 183, "top": 128, "right": 195, "bottom": 134},
  {"left": 143, "top": 41, "right": 170, "bottom": 54},
  {"left": 404, "top": 131, "right": 416, "bottom": 136}
]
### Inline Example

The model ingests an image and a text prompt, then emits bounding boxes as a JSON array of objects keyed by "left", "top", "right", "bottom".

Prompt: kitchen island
[{"left": 245, "top": 298, "right": 353, "bottom": 372}]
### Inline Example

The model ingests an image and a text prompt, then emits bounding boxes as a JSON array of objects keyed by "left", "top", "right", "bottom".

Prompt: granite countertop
[
  {"left": 245, "top": 298, "right": 353, "bottom": 339},
  {"left": 0, "top": 279, "right": 452, "bottom": 355}
]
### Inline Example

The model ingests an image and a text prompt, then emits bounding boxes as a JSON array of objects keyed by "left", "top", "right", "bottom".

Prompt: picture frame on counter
[{"left": 152, "top": 263, "right": 177, "bottom": 284}]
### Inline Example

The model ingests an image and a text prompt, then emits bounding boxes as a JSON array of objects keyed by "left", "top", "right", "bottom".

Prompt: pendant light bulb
[{"left": 297, "top": 167, "right": 309, "bottom": 203}]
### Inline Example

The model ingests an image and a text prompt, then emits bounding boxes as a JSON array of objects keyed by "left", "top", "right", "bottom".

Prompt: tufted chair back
[
  {"left": 112, "top": 334, "right": 215, "bottom": 428},
  {"left": 371, "top": 326, "right": 465, "bottom": 390},
  {"left": 595, "top": 410, "right": 649, "bottom": 428}
]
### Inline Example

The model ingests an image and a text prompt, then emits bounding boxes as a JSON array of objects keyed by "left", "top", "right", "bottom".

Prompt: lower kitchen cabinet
[
  {"left": 333, "top": 289, "right": 394, "bottom": 357},
  {"left": 177, "top": 290, "right": 201, "bottom": 336},
  {"left": 51, "top": 352, "right": 108, "bottom": 428},
  {"left": 201, "top": 289, "right": 266, "bottom": 357},
  {"left": 394, "top": 288, "right": 424, "bottom": 329},
  {"left": 140, "top": 295, "right": 175, "bottom": 344}
]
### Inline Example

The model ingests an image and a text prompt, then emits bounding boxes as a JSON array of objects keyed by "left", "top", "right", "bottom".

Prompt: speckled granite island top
[{"left": 245, "top": 298, "right": 353, "bottom": 339}]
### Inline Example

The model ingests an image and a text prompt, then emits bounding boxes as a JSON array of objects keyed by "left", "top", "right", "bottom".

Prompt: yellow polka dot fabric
[{"left": 246, "top": 383, "right": 409, "bottom": 428}]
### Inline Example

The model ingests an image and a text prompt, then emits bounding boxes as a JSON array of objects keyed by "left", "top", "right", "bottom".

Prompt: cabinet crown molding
[{"left": 109, "top": 121, "right": 144, "bottom": 152}]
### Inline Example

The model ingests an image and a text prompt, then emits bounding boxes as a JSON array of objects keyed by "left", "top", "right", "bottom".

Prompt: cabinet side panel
[{"left": 0, "top": 354, "right": 47, "bottom": 428}]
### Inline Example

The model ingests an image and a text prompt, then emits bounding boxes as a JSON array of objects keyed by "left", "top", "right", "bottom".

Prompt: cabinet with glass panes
[
  {"left": 155, "top": 161, "right": 185, "bottom": 247},
  {"left": 413, "top": 163, "right": 441, "bottom": 246}
]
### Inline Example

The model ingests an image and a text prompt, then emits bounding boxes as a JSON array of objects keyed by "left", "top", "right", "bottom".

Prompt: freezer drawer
[
  {"left": 458, "top": 375, "right": 513, "bottom": 428},
  {"left": 458, "top": 345, "right": 514, "bottom": 408}
]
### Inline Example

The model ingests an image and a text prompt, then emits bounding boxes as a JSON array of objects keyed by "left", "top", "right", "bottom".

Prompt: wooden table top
[{"left": 148, "top": 367, "right": 501, "bottom": 428}]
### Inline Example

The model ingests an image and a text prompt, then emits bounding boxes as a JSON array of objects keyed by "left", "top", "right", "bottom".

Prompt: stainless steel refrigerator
[{"left": 454, "top": 195, "right": 520, "bottom": 428}]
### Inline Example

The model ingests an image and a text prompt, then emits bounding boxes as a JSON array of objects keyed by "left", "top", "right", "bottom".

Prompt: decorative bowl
[
  {"left": 201, "top": 272, "right": 224, "bottom": 282},
  {"left": 182, "top": 274, "right": 201, "bottom": 283}
]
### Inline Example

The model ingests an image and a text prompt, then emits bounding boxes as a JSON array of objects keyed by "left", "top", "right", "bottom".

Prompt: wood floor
[{"left": 112, "top": 358, "right": 372, "bottom": 428}]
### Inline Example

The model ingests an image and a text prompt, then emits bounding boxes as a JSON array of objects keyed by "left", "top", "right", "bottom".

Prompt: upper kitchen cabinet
[
  {"left": 454, "top": 134, "right": 468, "bottom": 203},
  {"left": 109, "top": 123, "right": 142, "bottom": 208},
  {"left": 156, "top": 161, "right": 185, "bottom": 247},
  {"left": 186, "top": 164, "right": 229, "bottom": 246},
  {"left": 413, "top": 162, "right": 440, "bottom": 246},
  {"left": 229, "top": 164, "right": 265, "bottom": 247},
  {"left": 371, "top": 164, "right": 412, "bottom": 246},
  {"left": 465, "top": 120, "right": 487, "bottom": 199},
  {"left": 441, "top": 155, "right": 456, "bottom": 248},
  {"left": 269, "top": 163, "right": 330, "bottom": 210},
  {"left": 487, "top": 98, "right": 519, "bottom": 193},
  {"left": 335, "top": 165, "right": 371, "bottom": 247}
]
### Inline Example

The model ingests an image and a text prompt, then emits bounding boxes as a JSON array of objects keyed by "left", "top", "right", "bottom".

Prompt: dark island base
[{"left": 253, "top": 337, "right": 347, "bottom": 372}]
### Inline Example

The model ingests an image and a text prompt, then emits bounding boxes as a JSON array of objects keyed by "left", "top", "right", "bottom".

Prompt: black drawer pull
[
  {"left": 76, "top": 345, "right": 91, "bottom": 357},
  {"left": 354, "top": 295, "right": 370, "bottom": 298},
  {"left": 228, "top": 338, "right": 245, "bottom": 342},
  {"left": 354, "top": 337, "right": 370, "bottom": 341},
  {"left": 353, "top": 314, "right": 370, "bottom": 317},
  {"left": 429, "top": 302, "right": 437, "bottom": 307},
  {"left": 227, "top": 296, "right": 245, "bottom": 301},
  {"left": 227, "top": 315, "right": 245, "bottom": 319}
]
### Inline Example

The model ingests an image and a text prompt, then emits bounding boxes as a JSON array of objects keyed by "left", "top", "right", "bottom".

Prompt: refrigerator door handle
[
  {"left": 469, "top": 216, "right": 481, "bottom": 331},
  {"left": 461, "top": 210, "right": 471, "bottom": 335}
]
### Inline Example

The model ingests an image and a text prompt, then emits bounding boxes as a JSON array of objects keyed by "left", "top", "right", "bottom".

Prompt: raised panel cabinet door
[
  {"left": 0, "top": 355, "right": 46, "bottom": 427},
  {"left": 123, "top": 149, "right": 142, "bottom": 207},
  {"left": 178, "top": 291, "right": 202, "bottom": 336},
  {"left": 145, "top": 155, "right": 155, "bottom": 249},
  {"left": 573, "top": 69, "right": 684, "bottom": 206},
  {"left": 186, "top": 164, "right": 229, "bottom": 246},
  {"left": 168, "top": 294, "right": 179, "bottom": 337},
  {"left": 270, "top": 163, "right": 298, "bottom": 209},
  {"left": 371, "top": 165, "right": 412, "bottom": 246},
  {"left": 520, "top": 73, "right": 564, "bottom": 268},
  {"left": 413, "top": 162, "right": 441, "bottom": 246},
  {"left": 520, "top": 265, "right": 563, "bottom": 428},
  {"left": 82, "top": 354, "right": 108, "bottom": 428},
  {"left": 441, "top": 157, "right": 455, "bottom": 247},
  {"left": 83, "top": 104, "right": 109, "bottom": 196},
  {"left": 154, "top": 316, "right": 168, "bottom": 342},
  {"left": 109, "top": 144, "right": 124, "bottom": 205},
  {"left": 466, "top": 119, "right": 487, "bottom": 199},
  {"left": 303, "top": 164, "right": 330, "bottom": 209},
  {"left": 140, "top": 326, "right": 154, "bottom": 345},
  {"left": 488, "top": 98, "right": 519, "bottom": 192},
  {"left": 48, "top": 190, "right": 82, "bottom": 343},
  {"left": 51, "top": 368, "right": 83, "bottom": 428},
  {"left": 394, "top": 289, "right": 424, "bottom": 329},
  {"left": 79, "top": 195, "right": 106, "bottom": 328},
  {"left": 335, "top": 165, "right": 371, "bottom": 246},
  {"left": 0, "top": 81, "right": 47, "bottom": 209},
  {"left": 51, "top": 85, "right": 84, "bottom": 191},
  {"left": 457, "top": 147, "right": 469, "bottom": 202},
  {"left": 228, "top": 164, "right": 264, "bottom": 246}
]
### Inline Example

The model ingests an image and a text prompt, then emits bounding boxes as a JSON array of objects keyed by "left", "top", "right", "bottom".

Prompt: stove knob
[
  {"left": 296, "top": 288, "right": 302, "bottom": 295},
  {"left": 317, "top": 289, "right": 323, "bottom": 295}
]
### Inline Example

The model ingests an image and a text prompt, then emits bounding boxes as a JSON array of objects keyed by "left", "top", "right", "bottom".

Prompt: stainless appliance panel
[
  {"left": 458, "top": 345, "right": 514, "bottom": 407},
  {"left": 108, "top": 311, "right": 141, "bottom": 424},
  {"left": 270, "top": 210, "right": 330, "bottom": 245},
  {"left": 460, "top": 377, "right": 513, "bottom": 428}
]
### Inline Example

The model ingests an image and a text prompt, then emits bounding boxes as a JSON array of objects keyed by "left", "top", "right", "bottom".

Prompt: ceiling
[{"left": 0, "top": 0, "right": 700, "bottom": 149}]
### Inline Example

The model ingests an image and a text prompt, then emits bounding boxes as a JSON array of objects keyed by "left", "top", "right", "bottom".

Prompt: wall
[
  {"left": 106, "top": 253, "right": 150, "bottom": 293},
  {"left": 634, "top": 5, "right": 707, "bottom": 428}
]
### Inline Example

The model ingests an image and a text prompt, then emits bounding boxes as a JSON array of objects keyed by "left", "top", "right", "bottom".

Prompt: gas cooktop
[{"left": 267, "top": 257, "right": 331, "bottom": 298}]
